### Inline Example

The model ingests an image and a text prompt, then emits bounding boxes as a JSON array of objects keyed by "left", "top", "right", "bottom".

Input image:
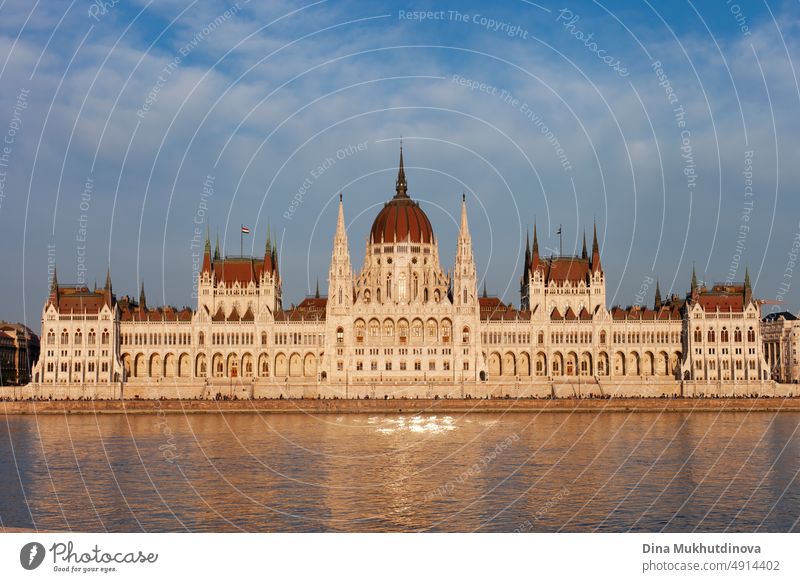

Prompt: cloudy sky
[{"left": 1, "top": 0, "right": 799, "bottom": 326}]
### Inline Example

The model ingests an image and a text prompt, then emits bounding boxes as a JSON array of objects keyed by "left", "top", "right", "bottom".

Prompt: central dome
[{"left": 369, "top": 146, "right": 434, "bottom": 244}]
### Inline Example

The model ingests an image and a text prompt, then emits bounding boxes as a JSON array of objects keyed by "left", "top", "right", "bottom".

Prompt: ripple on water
[{"left": 0, "top": 412, "right": 797, "bottom": 532}]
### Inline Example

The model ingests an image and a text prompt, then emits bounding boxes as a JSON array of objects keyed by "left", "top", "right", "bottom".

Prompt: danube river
[{"left": 0, "top": 411, "right": 798, "bottom": 532}]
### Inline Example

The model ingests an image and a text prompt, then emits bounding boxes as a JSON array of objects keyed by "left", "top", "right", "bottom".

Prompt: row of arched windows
[
  {"left": 694, "top": 326, "right": 755, "bottom": 343},
  {"left": 47, "top": 328, "right": 109, "bottom": 345}
]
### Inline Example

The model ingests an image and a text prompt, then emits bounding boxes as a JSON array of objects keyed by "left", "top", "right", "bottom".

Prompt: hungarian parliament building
[{"left": 25, "top": 149, "right": 798, "bottom": 399}]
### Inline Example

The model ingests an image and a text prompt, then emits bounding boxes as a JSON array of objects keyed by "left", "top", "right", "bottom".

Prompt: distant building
[
  {"left": 26, "top": 148, "right": 778, "bottom": 399},
  {"left": 762, "top": 312, "right": 800, "bottom": 383},
  {"left": 0, "top": 322, "right": 39, "bottom": 386}
]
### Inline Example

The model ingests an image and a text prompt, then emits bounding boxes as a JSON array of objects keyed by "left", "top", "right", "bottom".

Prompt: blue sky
[{"left": 1, "top": 0, "right": 799, "bottom": 326}]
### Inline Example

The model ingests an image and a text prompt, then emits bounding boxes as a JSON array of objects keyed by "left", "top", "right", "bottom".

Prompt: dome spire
[{"left": 395, "top": 137, "right": 408, "bottom": 198}]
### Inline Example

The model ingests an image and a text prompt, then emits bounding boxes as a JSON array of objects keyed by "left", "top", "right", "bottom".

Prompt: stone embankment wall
[
  {"left": 4, "top": 379, "right": 797, "bottom": 401},
  {"left": 2, "top": 397, "right": 800, "bottom": 415}
]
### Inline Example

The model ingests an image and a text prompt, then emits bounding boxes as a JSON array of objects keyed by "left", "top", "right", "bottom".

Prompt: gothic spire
[
  {"left": 105, "top": 267, "right": 112, "bottom": 293},
  {"left": 214, "top": 231, "right": 220, "bottom": 260},
  {"left": 591, "top": 221, "right": 602, "bottom": 273},
  {"left": 691, "top": 263, "right": 698, "bottom": 292},
  {"left": 395, "top": 139, "right": 408, "bottom": 198},
  {"left": 654, "top": 279, "right": 662, "bottom": 310},
  {"left": 458, "top": 193, "right": 470, "bottom": 238},
  {"left": 524, "top": 229, "right": 531, "bottom": 271},
  {"left": 202, "top": 227, "right": 212, "bottom": 273},
  {"left": 483, "top": 281, "right": 488, "bottom": 298},
  {"left": 139, "top": 280, "right": 147, "bottom": 312},
  {"left": 315, "top": 278, "right": 320, "bottom": 299},
  {"left": 531, "top": 222, "right": 540, "bottom": 271},
  {"left": 50, "top": 265, "right": 58, "bottom": 292},
  {"left": 581, "top": 230, "right": 588, "bottom": 260},
  {"left": 744, "top": 266, "right": 752, "bottom": 303}
]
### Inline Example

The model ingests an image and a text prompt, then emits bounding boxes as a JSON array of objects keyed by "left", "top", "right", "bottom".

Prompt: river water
[{"left": 0, "top": 411, "right": 798, "bottom": 532}]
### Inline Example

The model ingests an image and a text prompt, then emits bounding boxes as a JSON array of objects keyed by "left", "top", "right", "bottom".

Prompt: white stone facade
[{"left": 24, "top": 154, "right": 784, "bottom": 399}]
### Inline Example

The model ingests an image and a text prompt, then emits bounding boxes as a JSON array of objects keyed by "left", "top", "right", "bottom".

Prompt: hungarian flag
[{"left": 241, "top": 225, "right": 250, "bottom": 234}]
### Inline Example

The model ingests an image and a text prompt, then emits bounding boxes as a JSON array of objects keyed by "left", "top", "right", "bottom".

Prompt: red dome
[
  {"left": 369, "top": 144, "right": 434, "bottom": 244},
  {"left": 371, "top": 196, "right": 434, "bottom": 244}
]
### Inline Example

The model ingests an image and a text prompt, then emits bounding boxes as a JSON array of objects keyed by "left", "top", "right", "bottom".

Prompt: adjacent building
[
  {"left": 0, "top": 322, "right": 39, "bottom": 386},
  {"left": 762, "top": 312, "right": 800, "bottom": 383}
]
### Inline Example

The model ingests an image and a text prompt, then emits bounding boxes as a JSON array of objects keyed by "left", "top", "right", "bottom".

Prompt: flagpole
[{"left": 240, "top": 224, "right": 243, "bottom": 257}]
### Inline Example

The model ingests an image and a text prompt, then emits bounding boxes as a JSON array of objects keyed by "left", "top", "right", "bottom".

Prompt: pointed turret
[
  {"left": 581, "top": 230, "right": 588, "bottom": 260},
  {"left": 328, "top": 193, "right": 353, "bottom": 312},
  {"left": 139, "top": 281, "right": 147, "bottom": 313},
  {"left": 48, "top": 265, "right": 59, "bottom": 306},
  {"left": 744, "top": 266, "right": 752, "bottom": 304},
  {"left": 691, "top": 264, "right": 698, "bottom": 293},
  {"left": 483, "top": 281, "right": 488, "bottom": 298},
  {"left": 591, "top": 222, "right": 602, "bottom": 273},
  {"left": 654, "top": 279, "right": 662, "bottom": 310},
  {"left": 315, "top": 278, "right": 320, "bottom": 299},
  {"left": 395, "top": 139, "right": 408, "bottom": 198},
  {"left": 531, "top": 222, "right": 540, "bottom": 272},
  {"left": 202, "top": 228, "right": 212, "bottom": 273},
  {"left": 263, "top": 224, "right": 275, "bottom": 274},
  {"left": 454, "top": 193, "right": 477, "bottom": 311},
  {"left": 214, "top": 231, "right": 220, "bottom": 260},
  {"left": 524, "top": 230, "right": 531, "bottom": 274},
  {"left": 103, "top": 267, "right": 113, "bottom": 306}
]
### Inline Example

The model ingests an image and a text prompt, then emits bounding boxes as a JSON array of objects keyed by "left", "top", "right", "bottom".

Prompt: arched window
[
  {"left": 600, "top": 330, "right": 606, "bottom": 344},
  {"left": 734, "top": 327, "right": 742, "bottom": 342},
  {"left": 101, "top": 329, "right": 109, "bottom": 345},
  {"left": 442, "top": 322, "right": 451, "bottom": 344},
  {"left": 199, "top": 332, "right": 205, "bottom": 345},
  {"left": 74, "top": 330, "right": 83, "bottom": 344},
  {"left": 538, "top": 331, "right": 545, "bottom": 345},
  {"left": 694, "top": 328, "right": 702, "bottom": 342},
  {"left": 747, "top": 327, "right": 756, "bottom": 342},
  {"left": 463, "top": 288, "right": 468, "bottom": 305},
  {"left": 462, "top": 326, "right": 471, "bottom": 344},
  {"left": 47, "top": 329, "right": 55, "bottom": 345},
  {"left": 721, "top": 328, "right": 729, "bottom": 342},
  {"left": 399, "top": 274, "right": 407, "bottom": 301},
  {"left": 399, "top": 321, "right": 409, "bottom": 343},
  {"left": 88, "top": 329, "right": 96, "bottom": 344},
  {"left": 384, "top": 321, "right": 394, "bottom": 337},
  {"left": 261, "top": 332, "right": 267, "bottom": 345},
  {"left": 427, "top": 321, "right": 437, "bottom": 339},
  {"left": 707, "top": 329, "right": 715, "bottom": 342},
  {"left": 336, "top": 327, "right": 344, "bottom": 344}
]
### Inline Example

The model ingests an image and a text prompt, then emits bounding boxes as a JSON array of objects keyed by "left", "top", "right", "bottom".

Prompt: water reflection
[{"left": 0, "top": 412, "right": 797, "bottom": 532}]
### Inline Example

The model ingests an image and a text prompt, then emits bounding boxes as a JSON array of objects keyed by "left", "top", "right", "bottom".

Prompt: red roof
[
  {"left": 697, "top": 294, "right": 744, "bottom": 312},
  {"left": 276, "top": 297, "right": 328, "bottom": 322},
  {"left": 371, "top": 196, "right": 434, "bottom": 244},
  {"left": 50, "top": 286, "right": 111, "bottom": 314},
  {"left": 537, "top": 257, "right": 591, "bottom": 284},
  {"left": 213, "top": 257, "right": 270, "bottom": 286}
]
